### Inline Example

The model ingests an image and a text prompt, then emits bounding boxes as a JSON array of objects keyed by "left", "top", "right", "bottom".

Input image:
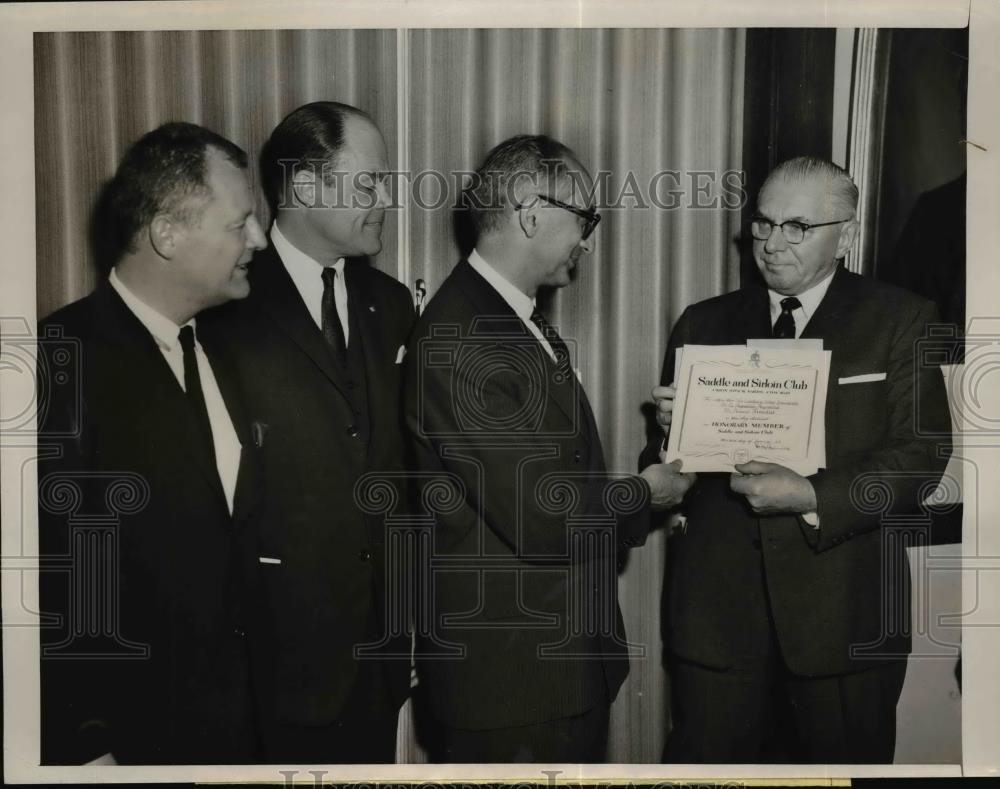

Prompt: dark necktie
[
  {"left": 530, "top": 308, "right": 597, "bottom": 446},
  {"left": 772, "top": 296, "right": 802, "bottom": 339},
  {"left": 178, "top": 325, "right": 216, "bottom": 462},
  {"left": 321, "top": 267, "right": 348, "bottom": 360},
  {"left": 530, "top": 308, "right": 573, "bottom": 381}
]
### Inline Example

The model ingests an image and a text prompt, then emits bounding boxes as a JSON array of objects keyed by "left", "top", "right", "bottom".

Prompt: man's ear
[
  {"left": 517, "top": 195, "right": 540, "bottom": 239},
  {"left": 148, "top": 214, "right": 179, "bottom": 260},
  {"left": 291, "top": 169, "right": 317, "bottom": 208},
  {"left": 835, "top": 217, "right": 859, "bottom": 260}
]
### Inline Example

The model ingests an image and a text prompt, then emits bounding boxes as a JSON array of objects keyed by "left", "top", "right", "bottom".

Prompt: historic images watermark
[{"left": 269, "top": 160, "right": 748, "bottom": 213}]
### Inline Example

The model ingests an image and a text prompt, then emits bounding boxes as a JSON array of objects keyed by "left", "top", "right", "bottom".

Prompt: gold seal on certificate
[{"left": 664, "top": 343, "right": 831, "bottom": 475}]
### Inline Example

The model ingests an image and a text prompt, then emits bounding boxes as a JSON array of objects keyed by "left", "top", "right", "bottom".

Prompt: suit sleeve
[
  {"left": 406, "top": 325, "right": 650, "bottom": 559},
  {"left": 37, "top": 331, "right": 113, "bottom": 764},
  {"left": 807, "top": 299, "right": 952, "bottom": 552}
]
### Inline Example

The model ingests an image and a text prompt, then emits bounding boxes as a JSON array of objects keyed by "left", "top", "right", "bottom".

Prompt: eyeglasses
[
  {"left": 750, "top": 215, "right": 850, "bottom": 245},
  {"left": 516, "top": 195, "right": 602, "bottom": 240}
]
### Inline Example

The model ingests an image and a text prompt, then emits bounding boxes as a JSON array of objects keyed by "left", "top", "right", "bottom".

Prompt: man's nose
[
  {"left": 763, "top": 224, "right": 787, "bottom": 254},
  {"left": 246, "top": 215, "right": 267, "bottom": 250},
  {"left": 374, "top": 178, "right": 391, "bottom": 209}
]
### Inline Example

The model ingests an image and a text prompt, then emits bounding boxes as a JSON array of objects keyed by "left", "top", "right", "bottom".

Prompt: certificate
[{"left": 664, "top": 344, "right": 831, "bottom": 475}]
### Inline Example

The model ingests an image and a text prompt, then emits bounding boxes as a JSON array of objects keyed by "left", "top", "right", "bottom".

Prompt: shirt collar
[
  {"left": 271, "top": 219, "right": 345, "bottom": 284},
  {"left": 767, "top": 268, "right": 836, "bottom": 324},
  {"left": 109, "top": 267, "right": 191, "bottom": 352},
  {"left": 468, "top": 248, "right": 535, "bottom": 321}
]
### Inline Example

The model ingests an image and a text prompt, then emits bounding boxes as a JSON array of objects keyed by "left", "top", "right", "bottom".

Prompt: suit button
[
  {"left": 358, "top": 550, "right": 372, "bottom": 562},
  {"left": 573, "top": 449, "right": 582, "bottom": 463},
  {"left": 233, "top": 627, "right": 245, "bottom": 638},
  {"left": 347, "top": 425, "right": 359, "bottom": 438}
]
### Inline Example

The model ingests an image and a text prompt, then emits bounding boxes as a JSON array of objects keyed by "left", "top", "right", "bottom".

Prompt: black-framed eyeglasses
[
  {"left": 750, "top": 215, "right": 850, "bottom": 245},
  {"left": 516, "top": 195, "right": 602, "bottom": 240}
]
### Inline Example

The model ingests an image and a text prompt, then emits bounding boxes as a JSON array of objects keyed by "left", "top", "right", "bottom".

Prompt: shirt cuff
[{"left": 801, "top": 510, "right": 820, "bottom": 528}]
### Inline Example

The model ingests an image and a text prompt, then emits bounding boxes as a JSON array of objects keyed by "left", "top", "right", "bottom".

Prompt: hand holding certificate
[{"left": 663, "top": 343, "right": 830, "bottom": 475}]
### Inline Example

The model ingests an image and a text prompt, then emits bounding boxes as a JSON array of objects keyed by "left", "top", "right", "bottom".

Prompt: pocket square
[
  {"left": 258, "top": 556, "right": 282, "bottom": 565},
  {"left": 838, "top": 372, "right": 887, "bottom": 384},
  {"left": 251, "top": 421, "right": 269, "bottom": 448},
  {"left": 395, "top": 345, "right": 406, "bottom": 364}
]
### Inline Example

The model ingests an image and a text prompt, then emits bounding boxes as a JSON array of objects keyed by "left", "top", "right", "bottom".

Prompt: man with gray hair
[
  {"left": 646, "top": 156, "right": 952, "bottom": 763},
  {"left": 406, "top": 134, "right": 694, "bottom": 762}
]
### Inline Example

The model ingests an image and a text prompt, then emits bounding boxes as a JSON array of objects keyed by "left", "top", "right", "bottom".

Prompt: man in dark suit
[
  {"left": 405, "top": 134, "right": 695, "bottom": 762},
  {"left": 647, "top": 156, "right": 952, "bottom": 763},
  {"left": 38, "top": 122, "right": 268, "bottom": 764},
  {"left": 204, "top": 102, "right": 414, "bottom": 763}
]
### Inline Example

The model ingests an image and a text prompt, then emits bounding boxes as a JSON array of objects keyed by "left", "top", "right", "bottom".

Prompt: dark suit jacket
[
  {"left": 644, "top": 267, "right": 952, "bottom": 677},
  {"left": 405, "top": 260, "right": 652, "bottom": 730},
  {"left": 38, "top": 281, "right": 263, "bottom": 764},
  {"left": 202, "top": 244, "right": 414, "bottom": 728}
]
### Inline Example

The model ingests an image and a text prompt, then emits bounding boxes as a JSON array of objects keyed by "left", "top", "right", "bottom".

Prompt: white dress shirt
[
  {"left": 271, "top": 220, "right": 349, "bottom": 342},
  {"left": 109, "top": 269, "right": 241, "bottom": 515},
  {"left": 767, "top": 269, "right": 836, "bottom": 338},
  {"left": 766, "top": 271, "right": 835, "bottom": 526},
  {"left": 468, "top": 248, "right": 557, "bottom": 363}
]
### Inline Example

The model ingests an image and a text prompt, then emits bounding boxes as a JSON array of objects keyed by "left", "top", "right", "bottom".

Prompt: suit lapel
[
  {"left": 250, "top": 245, "right": 352, "bottom": 403},
  {"left": 734, "top": 285, "right": 773, "bottom": 341},
  {"left": 799, "top": 266, "right": 853, "bottom": 344},
  {"left": 452, "top": 261, "right": 587, "bottom": 441},
  {"left": 94, "top": 283, "right": 229, "bottom": 512},
  {"left": 799, "top": 266, "right": 857, "bottom": 449}
]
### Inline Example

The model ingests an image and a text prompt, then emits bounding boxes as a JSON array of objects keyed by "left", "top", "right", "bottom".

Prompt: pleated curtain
[{"left": 34, "top": 27, "right": 745, "bottom": 763}]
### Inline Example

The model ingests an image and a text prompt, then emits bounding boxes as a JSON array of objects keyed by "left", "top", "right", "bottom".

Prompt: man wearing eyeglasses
[
  {"left": 645, "top": 156, "right": 951, "bottom": 763},
  {"left": 405, "top": 134, "right": 694, "bottom": 762}
]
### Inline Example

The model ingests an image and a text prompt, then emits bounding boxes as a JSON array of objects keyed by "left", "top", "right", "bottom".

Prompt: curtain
[
  {"left": 34, "top": 29, "right": 399, "bottom": 317},
  {"left": 34, "top": 27, "right": 745, "bottom": 763}
]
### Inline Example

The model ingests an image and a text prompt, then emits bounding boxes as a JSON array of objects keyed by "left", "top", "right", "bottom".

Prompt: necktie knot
[
  {"left": 780, "top": 296, "right": 802, "bottom": 314},
  {"left": 529, "top": 308, "right": 554, "bottom": 342},
  {"left": 772, "top": 296, "right": 802, "bottom": 339},
  {"left": 178, "top": 324, "right": 196, "bottom": 353},
  {"left": 529, "top": 308, "right": 572, "bottom": 375},
  {"left": 178, "top": 323, "right": 215, "bottom": 462},
  {"left": 321, "top": 267, "right": 338, "bottom": 287}
]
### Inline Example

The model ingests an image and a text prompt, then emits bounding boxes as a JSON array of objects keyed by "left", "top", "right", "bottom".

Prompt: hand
[
  {"left": 651, "top": 384, "right": 677, "bottom": 440},
  {"left": 730, "top": 461, "right": 817, "bottom": 515},
  {"left": 640, "top": 458, "right": 696, "bottom": 510}
]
